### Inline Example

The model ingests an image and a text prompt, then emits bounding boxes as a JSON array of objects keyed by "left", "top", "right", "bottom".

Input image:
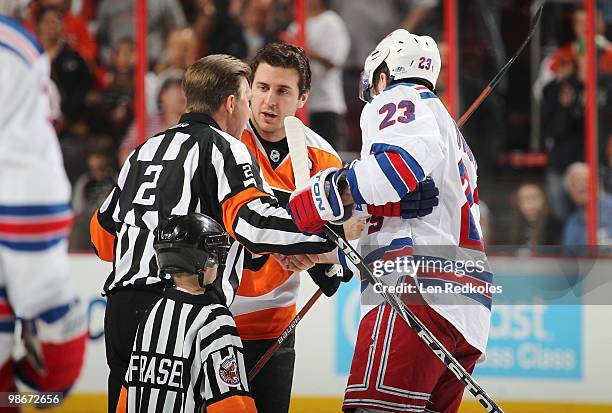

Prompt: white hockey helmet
[{"left": 359, "top": 29, "right": 441, "bottom": 102}]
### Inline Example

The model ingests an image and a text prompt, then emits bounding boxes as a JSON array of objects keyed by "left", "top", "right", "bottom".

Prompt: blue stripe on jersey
[
  {"left": 0, "top": 287, "right": 6, "bottom": 300},
  {"left": 418, "top": 278, "right": 492, "bottom": 310},
  {"left": 364, "top": 237, "right": 413, "bottom": 263},
  {"left": 419, "top": 92, "right": 437, "bottom": 99},
  {"left": 0, "top": 237, "right": 64, "bottom": 252},
  {"left": 0, "top": 16, "right": 44, "bottom": 53},
  {"left": 371, "top": 143, "right": 425, "bottom": 181},
  {"left": 0, "top": 320, "right": 15, "bottom": 332},
  {"left": 374, "top": 152, "right": 408, "bottom": 197},
  {"left": 0, "top": 203, "right": 71, "bottom": 216},
  {"left": 38, "top": 303, "right": 71, "bottom": 323},
  {"left": 0, "top": 40, "right": 30, "bottom": 65},
  {"left": 345, "top": 168, "right": 366, "bottom": 205}
]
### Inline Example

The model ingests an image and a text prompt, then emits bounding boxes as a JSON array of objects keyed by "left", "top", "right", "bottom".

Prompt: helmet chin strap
[{"left": 197, "top": 268, "right": 206, "bottom": 288}]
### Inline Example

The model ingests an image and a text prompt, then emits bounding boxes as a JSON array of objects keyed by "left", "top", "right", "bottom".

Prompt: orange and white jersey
[{"left": 230, "top": 120, "right": 342, "bottom": 340}]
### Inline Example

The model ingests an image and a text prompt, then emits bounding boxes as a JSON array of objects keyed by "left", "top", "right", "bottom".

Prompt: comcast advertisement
[
  {"left": 334, "top": 262, "right": 584, "bottom": 380},
  {"left": 475, "top": 304, "right": 582, "bottom": 379}
]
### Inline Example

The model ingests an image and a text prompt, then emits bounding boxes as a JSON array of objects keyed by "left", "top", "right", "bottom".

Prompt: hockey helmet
[
  {"left": 359, "top": 29, "right": 441, "bottom": 102},
  {"left": 154, "top": 213, "right": 230, "bottom": 279}
]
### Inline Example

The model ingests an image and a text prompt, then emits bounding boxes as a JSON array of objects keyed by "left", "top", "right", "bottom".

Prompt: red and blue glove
[
  {"left": 288, "top": 168, "right": 349, "bottom": 234},
  {"left": 367, "top": 177, "right": 439, "bottom": 218}
]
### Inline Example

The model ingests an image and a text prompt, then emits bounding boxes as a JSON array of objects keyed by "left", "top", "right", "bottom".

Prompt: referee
[
  {"left": 117, "top": 213, "right": 256, "bottom": 413},
  {"left": 90, "top": 54, "right": 336, "bottom": 412}
]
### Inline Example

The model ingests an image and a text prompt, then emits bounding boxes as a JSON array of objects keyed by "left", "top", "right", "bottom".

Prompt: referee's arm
[
  {"left": 212, "top": 136, "right": 335, "bottom": 256},
  {"left": 90, "top": 186, "right": 120, "bottom": 261}
]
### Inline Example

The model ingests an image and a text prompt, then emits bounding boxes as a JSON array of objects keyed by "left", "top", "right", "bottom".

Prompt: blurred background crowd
[{"left": 14, "top": 0, "right": 612, "bottom": 252}]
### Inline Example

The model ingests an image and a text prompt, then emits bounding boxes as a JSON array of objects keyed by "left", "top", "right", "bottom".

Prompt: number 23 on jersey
[{"left": 379, "top": 100, "right": 416, "bottom": 130}]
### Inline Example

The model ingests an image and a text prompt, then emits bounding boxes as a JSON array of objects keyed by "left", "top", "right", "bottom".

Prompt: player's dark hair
[
  {"left": 250, "top": 42, "right": 311, "bottom": 95},
  {"left": 373, "top": 63, "right": 435, "bottom": 92},
  {"left": 183, "top": 54, "right": 251, "bottom": 114}
]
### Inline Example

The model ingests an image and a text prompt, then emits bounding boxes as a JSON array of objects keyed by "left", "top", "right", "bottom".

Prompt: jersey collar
[{"left": 179, "top": 112, "right": 221, "bottom": 130}]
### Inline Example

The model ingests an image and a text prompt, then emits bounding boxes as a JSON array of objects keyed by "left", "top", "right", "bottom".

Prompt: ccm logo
[
  {"left": 337, "top": 237, "right": 361, "bottom": 264},
  {"left": 417, "top": 330, "right": 498, "bottom": 412},
  {"left": 313, "top": 182, "right": 325, "bottom": 210}
]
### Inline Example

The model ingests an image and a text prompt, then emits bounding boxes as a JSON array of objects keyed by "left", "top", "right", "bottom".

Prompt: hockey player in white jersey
[
  {"left": 0, "top": 3, "right": 87, "bottom": 397},
  {"left": 288, "top": 29, "right": 491, "bottom": 413}
]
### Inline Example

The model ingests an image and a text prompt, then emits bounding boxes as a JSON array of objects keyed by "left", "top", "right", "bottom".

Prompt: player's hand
[
  {"left": 273, "top": 253, "right": 318, "bottom": 272},
  {"left": 307, "top": 264, "right": 343, "bottom": 296},
  {"left": 288, "top": 168, "right": 351, "bottom": 234},
  {"left": 367, "top": 177, "right": 439, "bottom": 219}
]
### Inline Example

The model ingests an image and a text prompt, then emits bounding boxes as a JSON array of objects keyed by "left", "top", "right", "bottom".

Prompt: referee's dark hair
[
  {"left": 250, "top": 42, "right": 311, "bottom": 95},
  {"left": 183, "top": 54, "right": 251, "bottom": 115}
]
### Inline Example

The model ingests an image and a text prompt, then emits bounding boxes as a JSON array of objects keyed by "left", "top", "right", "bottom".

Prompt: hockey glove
[
  {"left": 288, "top": 167, "right": 352, "bottom": 234},
  {"left": 367, "top": 177, "right": 439, "bottom": 218},
  {"left": 307, "top": 264, "right": 345, "bottom": 297}
]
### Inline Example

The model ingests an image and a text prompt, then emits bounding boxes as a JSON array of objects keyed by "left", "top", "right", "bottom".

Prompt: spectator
[
  {"left": 36, "top": 5, "right": 95, "bottom": 136},
  {"left": 96, "top": 0, "right": 186, "bottom": 65},
  {"left": 70, "top": 140, "right": 117, "bottom": 250},
  {"left": 304, "top": 0, "right": 350, "bottom": 150},
  {"left": 118, "top": 75, "right": 186, "bottom": 165},
  {"left": 149, "top": 28, "right": 196, "bottom": 112},
  {"left": 562, "top": 162, "right": 612, "bottom": 245},
  {"left": 542, "top": 50, "right": 612, "bottom": 220},
  {"left": 509, "top": 183, "right": 562, "bottom": 250},
  {"left": 88, "top": 37, "right": 135, "bottom": 147},
  {"left": 540, "top": 8, "right": 612, "bottom": 91},
  {"left": 153, "top": 27, "right": 197, "bottom": 74},
  {"left": 25, "top": 0, "right": 99, "bottom": 70},
  {"left": 240, "top": 0, "right": 274, "bottom": 60}
]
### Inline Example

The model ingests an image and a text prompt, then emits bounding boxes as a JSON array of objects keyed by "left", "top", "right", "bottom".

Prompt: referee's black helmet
[{"left": 154, "top": 213, "right": 230, "bottom": 276}]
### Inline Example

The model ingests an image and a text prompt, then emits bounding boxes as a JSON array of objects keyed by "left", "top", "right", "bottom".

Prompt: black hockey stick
[
  {"left": 322, "top": 224, "right": 504, "bottom": 413},
  {"left": 457, "top": 1, "right": 544, "bottom": 127}
]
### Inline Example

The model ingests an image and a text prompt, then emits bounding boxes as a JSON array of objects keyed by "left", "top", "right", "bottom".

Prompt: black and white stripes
[{"left": 123, "top": 289, "right": 250, "bottom": 413}]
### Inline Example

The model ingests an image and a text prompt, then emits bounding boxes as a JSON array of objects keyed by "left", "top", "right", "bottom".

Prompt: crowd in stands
[{"left": 12, "top": 0, "right": 612, "bottom": 252}]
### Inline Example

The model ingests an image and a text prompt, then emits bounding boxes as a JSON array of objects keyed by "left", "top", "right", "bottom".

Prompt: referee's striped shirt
[
  {"left": 117, "top": 288, "right": 256, "bottom": 413},
  {"left": 90, "top": 112, "right": 334, "bottom": 306}
]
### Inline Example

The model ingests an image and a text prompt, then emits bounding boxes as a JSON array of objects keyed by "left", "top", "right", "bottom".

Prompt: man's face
[
  {"left": 37, "top": 10, "right": 63, "bottom": 43},
  {"left": 250, "top": 63, "right": 307, "bottom": 141},
  {"left": 567, "top": 168, "right": 589, "bottom": 207},
  {"left": 227, "top": 77, "right": 252, "bottom": 139}
]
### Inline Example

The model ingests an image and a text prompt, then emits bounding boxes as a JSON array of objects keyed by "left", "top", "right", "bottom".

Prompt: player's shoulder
[
  {"left": 0, "top": 16, "right": 45, "bottom": 67},
  {"left": 303, "top": 125, "right": 340, "bottom": 159}
]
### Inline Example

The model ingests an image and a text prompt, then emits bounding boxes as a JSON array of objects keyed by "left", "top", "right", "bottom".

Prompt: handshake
[
  {"left": 277, "top": 169, "right": 439, "bottom": 297},
  {"left": 287, "top": 166, "right": 440, "bottom": 234}
]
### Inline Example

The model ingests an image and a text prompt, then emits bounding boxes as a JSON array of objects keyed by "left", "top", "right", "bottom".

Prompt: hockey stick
[
  {"left": 247, "top": 116, "right": 326, "bottom": 380},
  {"left": 457, "top": 1, "right": 544, "bottom": 127},
  {"left": 247, "top": 288, "right": 323, "bottom": 381}
]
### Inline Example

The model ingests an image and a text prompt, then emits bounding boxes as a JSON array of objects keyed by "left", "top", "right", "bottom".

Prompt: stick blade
[{"left": 284, "top": 116, "right": 310, "bottom": 189}]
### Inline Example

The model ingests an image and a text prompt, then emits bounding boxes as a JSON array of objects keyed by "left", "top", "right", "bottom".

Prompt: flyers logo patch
[{"left": 218, "top": 354, "right": 240, "bottom": 386}]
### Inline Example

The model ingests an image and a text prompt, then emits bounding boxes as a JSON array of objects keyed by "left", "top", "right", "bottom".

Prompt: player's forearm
[{"left": 232, "top": 197, "right": 336, "bottom": 255}]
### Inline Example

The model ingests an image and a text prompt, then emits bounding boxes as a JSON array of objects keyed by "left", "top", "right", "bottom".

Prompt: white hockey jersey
[
  {"left": 344, "top": 82, "right": 491, "bottom": 355},
  {"left": 0, "top": 16, "right": 75, "bottom": 318}
]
